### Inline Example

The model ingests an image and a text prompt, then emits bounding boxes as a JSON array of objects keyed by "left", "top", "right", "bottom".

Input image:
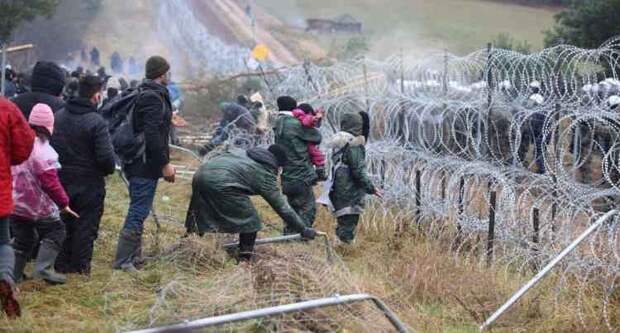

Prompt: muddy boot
[
  {"left": 12, "top": 250, "right": 28, "bottom": 284},
  {"left": 32, "top": 240, "right": 66, "bottom": 285},
  {"left": 0, "top": 245, "right": 20, "bottom": 318},
  {"left": 113, "top": 230, "right": 141, "bottom": 272}
]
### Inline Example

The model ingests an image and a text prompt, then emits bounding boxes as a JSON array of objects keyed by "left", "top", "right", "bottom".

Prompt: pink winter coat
[
  {"left": 12, "top": 137, "right": 69, "bottom": 221},
  {"left": 292, "top": 109, "right": 326, "bottom": 167}
]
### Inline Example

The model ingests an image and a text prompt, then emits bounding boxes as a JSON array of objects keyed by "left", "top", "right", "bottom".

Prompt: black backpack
[{"left": 107, "top": 88, "right": 148, "bottom": 164}]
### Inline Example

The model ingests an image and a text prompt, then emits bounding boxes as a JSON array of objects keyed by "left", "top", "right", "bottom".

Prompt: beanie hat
[
  {"left": 31, "top": 61, "right": 66, "bottom": 96},
  {"left": 29, "top": 103, "right": 55, "bottom": 135},
  {"left": 298, "top": 103, "right": 315, "bottom": 115},
  {"left": 268, "top": 144, "right": 289, "bottom": 167},
  {"left": 277, "top": 96, "right": 297, "bottom": 111},
  {"left": 145, "top": 55, "right": 170, "bottom": 80}
]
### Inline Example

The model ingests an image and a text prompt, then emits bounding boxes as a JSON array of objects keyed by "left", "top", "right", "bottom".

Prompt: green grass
[{"left": 258, "top": 0, "right": 559, "bottom": 57}]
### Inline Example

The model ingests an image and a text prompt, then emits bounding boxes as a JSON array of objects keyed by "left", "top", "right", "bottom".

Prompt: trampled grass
[{"left": 0, "top": 151, "right": 616, "bottom": 332}]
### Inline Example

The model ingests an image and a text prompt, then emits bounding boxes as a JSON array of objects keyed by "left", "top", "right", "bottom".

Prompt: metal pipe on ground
[
  {"left": 224, "top": 232, "right": 334, "bottom": 262},
  {"left": 480, "top": 210, "right": 619, "bottom": 331},
  {"left": 126, "top": 293, "right": 410, "bottom": 333}
]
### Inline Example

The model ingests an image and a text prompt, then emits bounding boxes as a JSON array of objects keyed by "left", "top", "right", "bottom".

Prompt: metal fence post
[{"left": 486, "top": 190, "right": 496, "bottom": 266}]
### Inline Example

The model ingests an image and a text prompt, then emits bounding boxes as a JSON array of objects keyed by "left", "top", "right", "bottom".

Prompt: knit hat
[
  {"left": 29, "top": 103, "right": 55, "bottom": 135},
  {"left": 268, "top": 144, "right": 289, "bottom": 167},
  {"left": 277, "top": 96, "right": 297, "bottom": 111},
  {"left": 31, "top": 61, "right": 66, "bottom": 96},
  {"left": 145, "top": 56, "right": 170, "bottom": 80}
]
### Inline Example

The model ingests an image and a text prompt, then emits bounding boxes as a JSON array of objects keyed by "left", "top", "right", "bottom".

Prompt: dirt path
[{"left": 209, "top": 0, "right": 300, "bottom": 65}]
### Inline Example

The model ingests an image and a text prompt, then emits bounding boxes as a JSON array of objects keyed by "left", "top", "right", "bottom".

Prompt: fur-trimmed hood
[{"left": 328, "top": 131, "right": 366, "bottom": 150}]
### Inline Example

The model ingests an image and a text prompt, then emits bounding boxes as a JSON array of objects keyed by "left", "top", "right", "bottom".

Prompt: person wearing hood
[
  {"left": 12, "top": 61, "right": 66, "bottom": 118},
  {"left": 319, "top": 111, "right": 382, "bottom": 244},
  {"left": 185, "top": 145, "right": 317, "bottom": 261},
  {"left": 113, "top": 56, "right": 175, "bottom": 272},
  {"left": 102, "top": 76, "right": 122, "bottom": 107},
  {"left": 274, "top": 96, "right": 323, "bottom": 234},
  {"left": 51, "top": 75, "right": 116, "bottom": 275}
]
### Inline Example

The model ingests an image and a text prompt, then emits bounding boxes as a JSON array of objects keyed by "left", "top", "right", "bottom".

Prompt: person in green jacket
[
  {"left": 274, "top": 96, "right": 324, "bottom": 234},
  {"left": 184, "top": 144, "right": 317, "bottom": 260},
  {"left": 320, "top": 111, "right": 382, "bottom": 243}
]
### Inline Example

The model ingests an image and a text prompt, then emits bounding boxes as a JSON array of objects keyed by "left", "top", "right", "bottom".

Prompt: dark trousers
[
  {"left": 238, "top": 232, "right": 257, "bottom": 261},
  {"left": 283, "top": 182, "right": 316, "bottom": 234},
  {"left": 0, "top": 216, "right": 15, "bottom": 282},
  {"left": 11, "top": 217, "right": 65, "bottom": 258},
  {"left": 55, "top": 177, "right": 106, "bottom": 275}
]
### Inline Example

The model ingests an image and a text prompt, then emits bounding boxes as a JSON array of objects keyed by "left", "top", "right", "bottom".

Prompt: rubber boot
[
  {"left": 238, "top": 232, "right": 257, "bottom": 263},
  {"left": 12, "top": 250, "right": 28, "bottom": 283},
  {"left": 0, "top": 245, "right": 20, "bottom": 318},
  {"left": 32, "top": 240, "right": 66, "bottom": 285},
  {"left": 113, "top": 230, "right": 141, "bottom": 272}
]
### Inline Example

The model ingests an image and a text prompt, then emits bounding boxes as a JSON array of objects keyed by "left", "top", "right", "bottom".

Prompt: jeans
[
  {"left": 122, "top": 177, "right": 158, "bottom": 234},
  {"left": 0, "top": 217, "right": 15, "bottom": 282}
]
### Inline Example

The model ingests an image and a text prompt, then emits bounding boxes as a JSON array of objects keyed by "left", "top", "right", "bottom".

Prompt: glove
[
  {"left": 301, "top": 227, "right": 317, "bottom": 240},
  {"left": 316, "top": 167, "right": 327, "bottom": 182}
]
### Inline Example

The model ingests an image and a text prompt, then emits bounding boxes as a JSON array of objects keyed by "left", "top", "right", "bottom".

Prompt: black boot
[
  {"left": 113, "top": 230, "right": 141, "bottom": 272},
  {"left": 238, "top": 232, "right": 257, "bottom": 262},
  {"left": 33, "top": 240, "right": 66, "bottom": 285}
]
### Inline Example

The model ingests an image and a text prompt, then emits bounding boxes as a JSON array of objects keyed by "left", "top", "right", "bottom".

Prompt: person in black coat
[
  {"left": 11, "top": 61, "right": 65, "bottom": 119},
  {"left": 113, "top": 56, "right": 176, "bottom": 272},
  {"left": 51, "top": 75, "right": 115, "bottom": 275}
]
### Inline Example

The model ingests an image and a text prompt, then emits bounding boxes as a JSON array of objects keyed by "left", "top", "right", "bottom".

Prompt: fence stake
[
  {"left": 415, "top": 169, "right": 422, "bottom": 224},
  {"left": 532, "top": 207, "right": 540, "bottom": 270},
  {"left": 486, "top": 190, "right": 496, "bottom": 266}
]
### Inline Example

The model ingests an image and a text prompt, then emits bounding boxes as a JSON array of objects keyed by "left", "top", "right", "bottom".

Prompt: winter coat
[
  {"left": 51, "top": 97, "right": 116, "bottom": 182},
  {"left": 12, "top": 92, "right": 65, "bottom": 120},
  {"left": 292, "top": 109, "right": 326, "bottom": 167},
  {"left": 220, "top": 102, "right": 255, "bottom": 131},
  {"left": 12, "top": 137, "right": 69, "bottom": 220},
  {"left": 11, "top": 61, "right": 66, "bottom": 119},
  {"left": 274, "top": 112, "right": 322, "bottom": 188},
  {"left": 328, "top": 113, "right": 375, "bottom": 217},
  {"left": 0, "top": 97, "right": 35, "bottom": 217},
  {"left": 186, "top": 148, "right": 307, "bottom": 235},
  {"left": 123, "top": 80, "right": 173, "bottom": 180}
]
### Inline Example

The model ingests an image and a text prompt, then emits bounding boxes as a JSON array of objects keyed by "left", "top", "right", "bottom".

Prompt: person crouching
[
  {"left": 184, "top": 144, "right": 317, "bottom": 261},
  {"left": 11, "top": 103, "right": 79, "bottom": 284}
]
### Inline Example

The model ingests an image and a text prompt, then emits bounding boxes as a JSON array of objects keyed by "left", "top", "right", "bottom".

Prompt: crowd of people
[{"left": 0, "top": 54, "right": 384, "bottom": 319}]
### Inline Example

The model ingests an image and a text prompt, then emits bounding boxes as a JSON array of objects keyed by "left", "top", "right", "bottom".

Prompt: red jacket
[{"left": 0, "top": 97, "right": 35, "bottom": 218}]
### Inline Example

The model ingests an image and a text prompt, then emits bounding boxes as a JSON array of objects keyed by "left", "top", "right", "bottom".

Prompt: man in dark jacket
[
  {"left": 185, "top": 145, "right": 316, "bottom": 261},
  {"left": 12, "top": 61, "right": 65, "bottom": 118},
  {"left": 274, "top": 96, "right": 322, "bottom": 234},
  {"left": 113, "top": 56, "right": 175, "bottom": 272},
  {"left": 51, "top": 75, "right": 116, "bottom": 274}
]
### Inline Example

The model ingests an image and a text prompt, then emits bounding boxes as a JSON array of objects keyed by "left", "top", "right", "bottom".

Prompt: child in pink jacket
[
  {"left": 292, "top": 103, "right": 326, "bottom": 180},
  {"left": 11, "top": 103, "right": 78, "bottom": 285}
]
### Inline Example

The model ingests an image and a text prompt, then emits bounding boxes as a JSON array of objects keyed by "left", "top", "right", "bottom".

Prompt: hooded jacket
[
  {"left": 329, "top": 112, "right": 375, "bottom": 217},
  {"left": 274, "top": 112, "right": 322, "bottom": 187},
  {"left": 12, "top": 61, "right": 66, "bottom": 119},
  {"left": 185, "top": 148, "right": 307, "bottom": 235},
  {"left": 51, "top": 97, "right": 116, "bottom": 182},
  {"left": 0, "top": 98, "right": 35, "bottom": 217},
  {"left": 123, "top": 80, "right": 173, "bottom": 180}
]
